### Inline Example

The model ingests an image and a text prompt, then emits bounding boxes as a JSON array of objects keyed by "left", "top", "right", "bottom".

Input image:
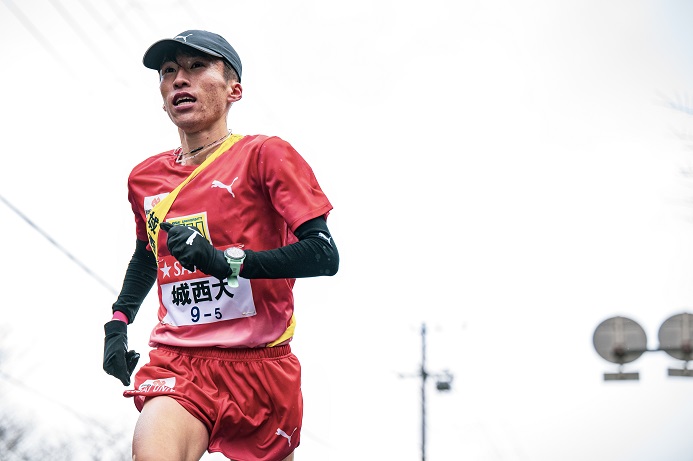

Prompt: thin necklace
[{"left": 175, "top": 130, "right": 232, "bottom": 164}]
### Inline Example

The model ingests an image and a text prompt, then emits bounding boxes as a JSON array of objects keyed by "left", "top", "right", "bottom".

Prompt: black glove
[
  {"left": 103, "top": 320, "right": 140, "bottom": 386},
  {"left": 160, "top": 222, "right": 230, "bottom": 279}
]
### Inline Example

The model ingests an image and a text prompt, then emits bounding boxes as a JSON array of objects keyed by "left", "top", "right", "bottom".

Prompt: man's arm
[
  {"left": 241, "top": 216, "right": 339, "bottom": 278},
  {"left": 112, "top": 239, "right": 158, "bottom": 323},
  {"left": 162, "top": 216, "right": 339, "bottom": 280},
  {"left": 103, "top": 239, "right": 157, "bottom": 386}
]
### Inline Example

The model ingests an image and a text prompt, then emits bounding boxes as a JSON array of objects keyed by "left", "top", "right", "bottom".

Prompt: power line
[
  {"left": 177, "top": 0, "right": 206, "bottom": 25},
  {"left": 0, "top": 370, "right": 119, "bottom": 441},
  {"left": 77, "top": 0, "right": 146, "bottom": 51},
  {"left": 103, "top": 0, "right": 149, "bottom": 44},
  {"left": 0, "top": 194, "right": 118, "bottom": 296},
  {"left": 47, "top": 0, "right": 106, "bottom": 60},
  {"left": 1, "top": 0, "right": 74, "bottom": 73},
  {"left": 75, "top": 0, "right": 116, "bottom": 32},
  {"left": 46, "top": 0, "right": 129, "bottom": 87}
]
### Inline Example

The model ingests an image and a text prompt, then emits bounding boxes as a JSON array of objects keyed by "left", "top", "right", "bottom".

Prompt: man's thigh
[{"left": 133, "top": 396, "right": 209, "bottom": 461}]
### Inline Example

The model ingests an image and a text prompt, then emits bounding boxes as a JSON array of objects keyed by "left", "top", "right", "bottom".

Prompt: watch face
[{"left": 225, "top": 247, "right": 245, "bottom": 260}]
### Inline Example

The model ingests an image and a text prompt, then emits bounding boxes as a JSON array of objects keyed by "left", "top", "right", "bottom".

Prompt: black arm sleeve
[
  {"left": 112, "top": 239, "right": 158, "bottom": 324},
  {"left": 240, "top": 216, "right": 339, "bottom": 279}
]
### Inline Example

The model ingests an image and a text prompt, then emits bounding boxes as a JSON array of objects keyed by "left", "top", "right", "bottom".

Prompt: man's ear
[{"left": 228, "top": 81, "right": 243, "bottom": 105}]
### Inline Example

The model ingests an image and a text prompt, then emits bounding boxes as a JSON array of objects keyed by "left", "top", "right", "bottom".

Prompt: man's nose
[{"left": 173, "top": 69, "right": 190, "bottom": 87}]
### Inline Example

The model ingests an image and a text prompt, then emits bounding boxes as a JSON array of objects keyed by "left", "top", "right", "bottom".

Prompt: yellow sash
[
  {"left": 144, "top": 133, "right": 296, "bottom": 346},
  {"left": 146, "top": 134, "right": 244, "bottom": 259}
]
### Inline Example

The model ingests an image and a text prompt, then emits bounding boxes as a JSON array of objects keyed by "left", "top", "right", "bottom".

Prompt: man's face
[{"left": 159, "top": 50, "right": 240, "bottom": 132}]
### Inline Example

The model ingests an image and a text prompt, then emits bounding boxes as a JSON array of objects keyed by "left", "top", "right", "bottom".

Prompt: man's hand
[
  {"left": 160, "top": 222, "right": 230, "bottom": 279},
  {"left": 103, "top": 320, "right": 139, "bottom": 386}
]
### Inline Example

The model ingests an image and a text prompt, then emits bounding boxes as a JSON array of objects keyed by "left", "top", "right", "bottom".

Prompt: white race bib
[{"left": 160, "top": 273, "right": 256, "bottom": 326}]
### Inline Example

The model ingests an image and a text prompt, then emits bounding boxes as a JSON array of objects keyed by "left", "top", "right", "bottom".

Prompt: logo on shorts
[
  {"left": 138, "top": 377, "right": 176, "bottom": 393},
  {"left": 275, "top": 427, "right": 297, "bottom": 446}
]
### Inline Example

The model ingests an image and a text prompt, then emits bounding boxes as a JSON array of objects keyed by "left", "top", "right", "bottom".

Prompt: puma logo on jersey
[
  {"left": 211, "top": 178, "right": 238, "bottom": 197},
  {"left": 275, "top": 427, "right": 297, "bottom": 446}
]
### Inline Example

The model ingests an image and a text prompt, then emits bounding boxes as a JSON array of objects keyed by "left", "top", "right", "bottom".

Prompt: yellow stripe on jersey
[{"left": 267, "top": 314, "right": 296, "bottom": 347}]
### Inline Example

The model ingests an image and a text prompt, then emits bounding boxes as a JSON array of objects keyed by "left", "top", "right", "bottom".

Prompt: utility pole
[
  {"left": 405, "top": 323, "right": 453, "bottom": 461},
  {"left": 421, "top": 323, "right": 428, "bottom": 461}
]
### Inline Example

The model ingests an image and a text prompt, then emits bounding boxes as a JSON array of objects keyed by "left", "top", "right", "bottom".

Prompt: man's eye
[{"left": 191, "top": 61, "right": 205, "bottom": 69}]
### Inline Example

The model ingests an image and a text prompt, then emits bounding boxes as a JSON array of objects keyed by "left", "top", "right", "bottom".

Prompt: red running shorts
[{"left": 124, "top": 344, "right": 302, "bottom": 461}]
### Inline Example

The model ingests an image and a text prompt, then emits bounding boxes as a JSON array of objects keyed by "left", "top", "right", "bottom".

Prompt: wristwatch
[{"left": 224, "top": 247, "right": 246, "bottom": 288}]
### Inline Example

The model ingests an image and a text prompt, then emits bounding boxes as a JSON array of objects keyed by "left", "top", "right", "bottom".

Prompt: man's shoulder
[
  {"left": 235, "top": 134, "right": 299, "bottom": 158},
  {"left": 129, "top": 150, "right": 175, "bottom": 178},
  {"left": 238, "top": 134, "right": 291, "bottom": 147}
]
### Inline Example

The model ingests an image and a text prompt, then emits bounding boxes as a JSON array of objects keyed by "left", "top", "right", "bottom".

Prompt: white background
[{"left": 2, "top": 1, "right": 693, "bottom": 460}]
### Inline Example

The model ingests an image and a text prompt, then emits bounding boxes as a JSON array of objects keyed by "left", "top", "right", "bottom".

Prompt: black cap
[{"left": 143, "top": 30, "right": 242, "bottom": 81}]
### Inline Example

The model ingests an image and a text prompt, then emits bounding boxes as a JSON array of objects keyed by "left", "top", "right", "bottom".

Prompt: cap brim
[{"left": 142, "top": 39, "right": 224, "bottom": 70}]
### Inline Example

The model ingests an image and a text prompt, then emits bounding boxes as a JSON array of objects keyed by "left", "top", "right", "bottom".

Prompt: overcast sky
[{"left": 3, "top": 1, "right": 693, "bottom": 460}]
